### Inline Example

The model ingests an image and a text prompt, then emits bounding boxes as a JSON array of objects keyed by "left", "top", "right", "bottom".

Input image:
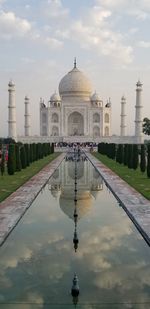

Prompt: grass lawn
[
  {"left": 93, "top": 152, "right": 150, "bottom": 200},
  {"left": 0, "top": 153, "right": 60, "bottom": 203}
]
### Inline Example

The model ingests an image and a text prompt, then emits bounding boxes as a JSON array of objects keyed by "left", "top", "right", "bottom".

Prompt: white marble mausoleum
[{"left": 40, "top": 59, "right": 111, "bottom": 139}]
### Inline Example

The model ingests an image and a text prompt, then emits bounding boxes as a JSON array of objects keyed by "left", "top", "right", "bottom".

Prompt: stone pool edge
[
  {"left": 0, "top": 153, "right": 66, "bottom": 247},
  {"left": 86, "top": 152, "right": 150, "bottom": 246}
]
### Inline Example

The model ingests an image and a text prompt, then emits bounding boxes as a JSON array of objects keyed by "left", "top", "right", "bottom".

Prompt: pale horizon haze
[{"left": 0, "top": 0, "right": 150, "bottom": 137}]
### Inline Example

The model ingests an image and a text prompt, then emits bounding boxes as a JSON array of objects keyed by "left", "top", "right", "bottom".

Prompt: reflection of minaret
[
  {"left": 73, "top": 204, "right": 79, "bottom": 252},
  {"left": 8, "top": 80, "right": 17, "bottom": 140},
  {"left": 71, "top": 274, "right": 79, "bottom": 307},
  {"left": 73, "top": 154, "right": 79, "bottom": 252}
]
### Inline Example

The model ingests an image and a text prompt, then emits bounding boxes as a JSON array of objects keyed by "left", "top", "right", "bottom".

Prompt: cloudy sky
[{"left": 0, "top": 0, "right": 150, "bottom": 136}]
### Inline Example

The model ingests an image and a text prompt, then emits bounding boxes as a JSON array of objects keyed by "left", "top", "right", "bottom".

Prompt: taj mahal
[{"left": 7, "top": 59, "right": 144, "bottom": 144}]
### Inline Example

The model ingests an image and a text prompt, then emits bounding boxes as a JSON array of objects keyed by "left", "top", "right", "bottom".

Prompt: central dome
[{"left": 59, "top": 61, "right": 92, "bottom": 98}]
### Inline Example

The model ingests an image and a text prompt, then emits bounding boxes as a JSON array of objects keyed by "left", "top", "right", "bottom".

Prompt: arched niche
[
  {"left": 93, "top": 113, "right": 100, "bottom": 123},
  {"left": 52, "top": 126, "right": 59, "bottom": 136},
  {"left": 105, "top": 113, "right": 109, "bottom": 123},
  {"left": 105, "top": 126, "right": 109, "bottom": 136},
  {"left": 52, "top": 113, "right": 59, "bottom": 123},
  {"left": 68, "top": 112, "right": 84, "bottom": 136},
  {"left": 93, "top": 126, "right": 100, "bottom": 137}
]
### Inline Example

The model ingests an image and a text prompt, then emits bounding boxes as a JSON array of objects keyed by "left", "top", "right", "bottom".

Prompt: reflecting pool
[{"left": 0, "top": 156, "right": 150, "bottom": 309}]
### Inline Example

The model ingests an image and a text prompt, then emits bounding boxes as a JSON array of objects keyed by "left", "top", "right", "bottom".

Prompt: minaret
[
  {"left": 74, "top": 57, "right": 77, "bottom": 69},
  {"left": 8, "top": 80, "right": 17, "bottom": 140},
  {"left": 120, "top": 95, "right": 126, "bottom": 136},
  {"left": 135, "top": 80, "right": 143, "bottom": 137},
  {"left": 24, "top": 96, "right": 31, "bottom": 136}
]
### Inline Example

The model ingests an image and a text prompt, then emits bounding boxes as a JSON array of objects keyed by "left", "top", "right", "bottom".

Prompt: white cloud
[
  {"left": 129, "top": 8, "right": 149, "bottom": 20},
  {"left": 96, "top": 0, "right": 150, "bottom": 19},
  {"left": 45, "top": 36, "right": 63, "bottom": 49},
  {"left": 96, "top": 0, "right": 125, "bottom": 9},
  {"left": 70, "top": 6, "right": 133, "bottom": 64},
  {"left": 46, "top": 0, "right": 69, "bottom": 19},
  {"left": 0, "top": 10, "right": 31, "bottom": 39},
  {"left": 138, "top": 40, "right": 150, "bottom": 48}
]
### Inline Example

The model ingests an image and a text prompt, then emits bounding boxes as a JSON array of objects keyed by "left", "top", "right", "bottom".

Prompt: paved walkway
[
  {"left": 87, "top": 153, "right": 150, "bottom": 246},
  {"left": 0, "top": 153, "right": 65, "bottom": 246}
]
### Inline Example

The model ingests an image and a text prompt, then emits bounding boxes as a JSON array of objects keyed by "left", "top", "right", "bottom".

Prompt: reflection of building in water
[{"left": 49, "top": 159, "right": 103, "bottom": 219}]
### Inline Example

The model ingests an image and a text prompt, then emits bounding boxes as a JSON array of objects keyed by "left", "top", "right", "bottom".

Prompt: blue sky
[{"left": 0, "top": 0, "right": 150, "bottom": 136}]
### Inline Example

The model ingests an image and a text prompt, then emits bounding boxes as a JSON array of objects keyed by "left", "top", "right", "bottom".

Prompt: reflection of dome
[
  {"left": 59, "top": 62, "right": 92, "bottom": 98},
  {"left": 59, "top": 191, "right": 93, "bottom": 220},
  {"left": 50, "top": 92, "right": 61, "bottom": 102}
]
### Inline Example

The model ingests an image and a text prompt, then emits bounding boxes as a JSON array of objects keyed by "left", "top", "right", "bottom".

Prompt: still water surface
[{"left": 0, "top": 158, "right": 150, "bottom": 308}]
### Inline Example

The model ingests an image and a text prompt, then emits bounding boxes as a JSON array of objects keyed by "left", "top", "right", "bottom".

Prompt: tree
[
  {"left": 147, "top": 144, "right": 150, "bottom": 178},
  {"left": 1, "top": 153, "right": 5, "bottom": 176},
  {"left": 116, "top": 144, "right": 124, "bottom": 164},
  {"left": 7, "top": 144, "right": 16, "bottom": 175},
  {"left": 132, "top": 144, "right": 139, "bottom": 170},
  {"left": 24, "top": 144, "right": 30, "bottom": 166},
  {"left": 20, "top": 145, "right": 27, "bottom": 169},
  {"left": 30, "top": 144, "right": 33, "bottom": 163},
  {"left": 15, "top": 144, "right": 21, "bottom": 171},
  {"left": 140, "top": 144, "right": 146, "bottom": 173},
  {"left": 124, "top": 144, "right": 128, "bottom": 166},
  {"left": 143, "top": 117, "right": 150, "bottom": 135},
  {"left": 127, "top": 144, "right": 133, "bottom": 169},
  {"left": 51, "top": 143, "right": 54, "bottom": 154}
]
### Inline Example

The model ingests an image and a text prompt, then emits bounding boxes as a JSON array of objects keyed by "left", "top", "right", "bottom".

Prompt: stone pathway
[
  {"left": 0, "top": 153, "right": 65, "bottom": 246},
  {"left": 87, "top": 152, "right": 150, "bottom": 246}
]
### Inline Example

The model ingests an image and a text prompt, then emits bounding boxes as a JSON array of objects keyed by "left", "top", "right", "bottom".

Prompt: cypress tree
[
  {"left": 30, "top": 144, "right": 33, "bottom": 163},
  {"left": 48, "top": 143, "right": 51, "bottom": 155},
  {"left": 127, "top": 144, "right": 133, "bottom": 169},
  {"left": 124, "top": 144, "right": 128, "bottom": 166},
  {"left": 20, "top": 145, "right": 27, "bottom": 169},
  {"left": 24, "top": 144, "right": 30, "bottom": 166},
  {"left": 132, "top": 144, "right": 139, "bottom": 170},
  {"left": 7, "top": 144, "right": 16, "bottom": 175},
  {"left": 116, "top": 145, "right": 119, "bottom": 163},
  {"left": 116, "top": 144, "right": 123, "bottom": 164},
  {"left": 51, "top": 143, "right": 54, "bottom": 154},
  {"left": 40, "top": 143, "right": 44, "bottom": 159},
  {"left": 33, "top": 143, "right": 36, "bottom": 161},
  {"left": 15, "top": 144, "right": 21, "bottom": 171},
  {"left": 140, "top": 144, "right": 146, "bottom": 173},
  {"left": 112, "top": 143, "right": 116, "bottom": 160},
  {"left": 1, "top": 153, "right": 5, "bottom": 176},
  {"left": 147, "top": 144, "right": 150, "bottom": 178}
]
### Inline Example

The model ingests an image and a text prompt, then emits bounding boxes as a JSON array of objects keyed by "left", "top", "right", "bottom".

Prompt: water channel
[{"left": 0, "top": 153, "right": 150, "bottom": 308}]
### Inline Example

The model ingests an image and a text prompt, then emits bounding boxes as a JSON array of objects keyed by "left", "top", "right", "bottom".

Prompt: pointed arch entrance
[{"left": 68, "top": 112, "right": 84, "bottom": 136}]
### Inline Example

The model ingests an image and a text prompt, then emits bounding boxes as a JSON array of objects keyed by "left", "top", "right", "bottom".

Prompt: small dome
[
  {"left": 8, "top": 80, "right": 15, "bottom": 87},
  {"left": 91, "top": 92, "right": 101, "bottom": 102},
  {"left": 59, "top": 61, "right": 92, "bottom": 98},
  {"left": 50, "top": 92, "right": 61, "bottom": 102},
  {"left": 121, "top": 95, "right": 126, "bottom": 101},
  {"left": 136, "top": 80, "right": 143, "bottom": 87}
]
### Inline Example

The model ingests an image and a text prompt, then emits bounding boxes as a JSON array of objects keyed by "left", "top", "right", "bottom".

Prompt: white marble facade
[{"left": 40, "top": 60, "right": 111, "bottom": 139}]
